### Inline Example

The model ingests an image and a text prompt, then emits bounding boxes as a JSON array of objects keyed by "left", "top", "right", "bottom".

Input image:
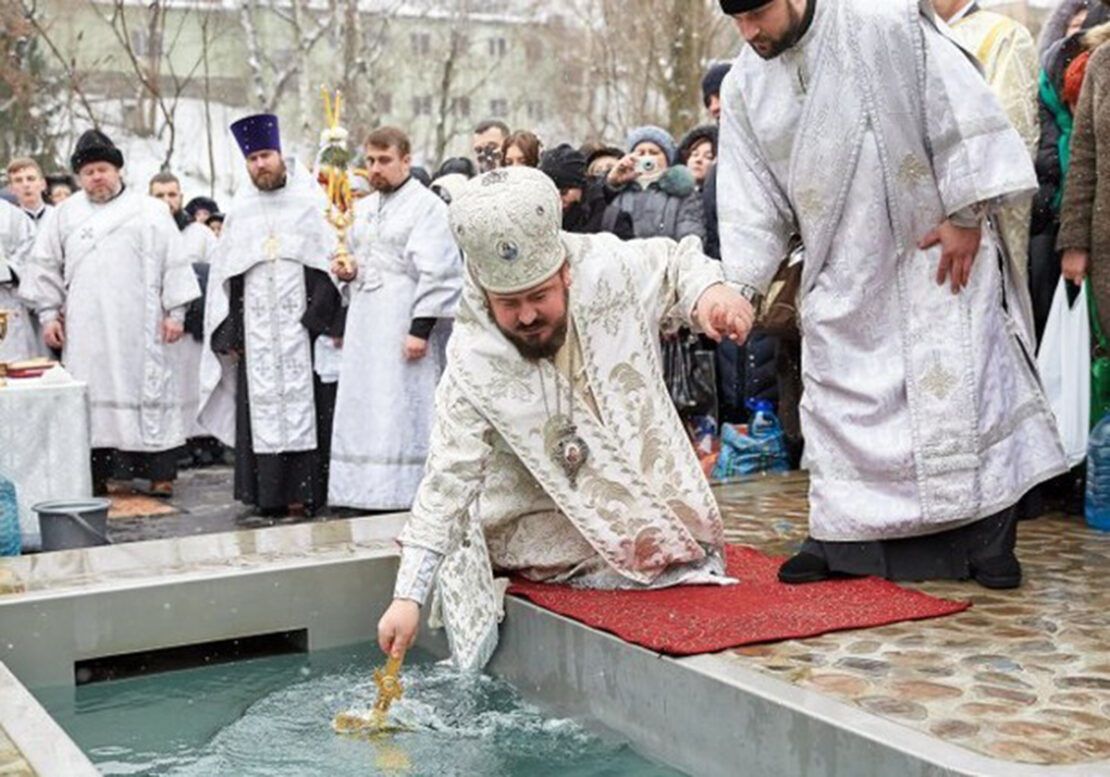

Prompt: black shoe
[
  {"left": 970, "top": 553, "right": 1022, "bottom": 589},
  {"left": 778, "top": 552, "right": 832, "bottom": 584}
]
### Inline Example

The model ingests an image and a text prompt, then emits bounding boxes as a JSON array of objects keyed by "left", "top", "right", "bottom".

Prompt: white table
[{"left": 0, "top": 379, "right": 92, "bottom": 547}]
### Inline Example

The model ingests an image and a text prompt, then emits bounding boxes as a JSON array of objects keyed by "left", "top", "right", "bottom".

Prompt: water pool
[{"left": 31, "top": 642, "right": 685, "bottom": 776}]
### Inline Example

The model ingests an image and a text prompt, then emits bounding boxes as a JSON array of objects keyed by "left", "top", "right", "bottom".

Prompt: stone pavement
[{"left": 714, "top": 472, "right": 1110, "bottom": 767}]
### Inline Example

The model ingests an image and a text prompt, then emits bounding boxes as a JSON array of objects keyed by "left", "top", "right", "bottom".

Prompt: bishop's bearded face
[
  {"left": 247, "top": 149, "right": 287, "bottom": 191},
  {"left": 486, "top": 266, "right": 571, "bottom": 362},
  {"left": 731, "top": 0, "right": 808, "bottom": 60}
]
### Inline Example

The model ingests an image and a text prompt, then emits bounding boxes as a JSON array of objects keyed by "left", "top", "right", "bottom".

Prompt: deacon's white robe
[
  {"left": 328, "top": 178, "right": 462, "bottom": 510},
  {"left": 173, "top": 221, "right": 219, "bottom": 440},
  {"left": 21, "top": 188, "right": 200, "bottom": 451},
  {"left": 949, "top": 6, "right": 1040, "bottom": 329},
  {"left": 0, "top": 199, "right": 43, "bottom": 363},
  {"left": 198, "top": 160, "right": 337, "bottom": 456},
  {"left": 398, "top": 233, "right": 730, "bottom": 668},
  {"left": 718, "top": 0, "right": 1067, "bottom": 543}
]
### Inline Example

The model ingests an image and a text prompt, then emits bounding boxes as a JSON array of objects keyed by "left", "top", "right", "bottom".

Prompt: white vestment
[
  {"left": 0, "top": 199, "right": 43, "bottom": 363},
  {"left": 399, "top": 233, "right": 729, "bottom": 668},
  {"left": 197, "top": 160, "right": 336, "bottom": 453},
  {"left": 21, "top": 188, "right": 200, "bottom": 451},
  {"left": 328, "top": 178, "right": 462, "bottom": 510},
  {"left": 717, "top": 0, "right": 1067, "bottom": 543},
  {"left": 172, "top": 221, "right": 219, "bottom": 439}
]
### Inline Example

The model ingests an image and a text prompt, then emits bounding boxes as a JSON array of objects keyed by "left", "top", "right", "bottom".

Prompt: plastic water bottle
[
  {"left": 1085, "top": 415, "right": 1110, "bottom": 531},
  {"left": 0, "top": 471, "right": 20, "bottom": 556},
  {"left": 748, "top": 399, "right": 779, "bottom": 439}
]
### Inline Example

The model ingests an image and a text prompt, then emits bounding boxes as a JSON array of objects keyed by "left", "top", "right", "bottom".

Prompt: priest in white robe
[
  {"left": 0, "top": 198, "right": 42, "bottom": 363},
  {"left": 21, "top": 129, "right": 200, "bottom": 496},
  {"left": 198, "top": 114, "right": 346, "bottom": 517},
  {"left": 329, "top": 127, "right": 462, "bottom": 511},
  {"left": 716, "top": 0, "right": 1068, "bottom": 588},
  {"left": 376, "top": 167, "right": 755, "bottom": 669}
]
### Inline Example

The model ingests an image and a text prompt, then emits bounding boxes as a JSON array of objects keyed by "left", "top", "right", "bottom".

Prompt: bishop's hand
[
  {"left": 377, "top": 599, "right": 420, "bottom": 659},
  {"left": 694, "top": 283, "right": 754, "bottom": 345},
  {"left": 161, "top": 317, "right": 184, "bottom": 344},
  {"left": 43, "top": 319, "right": 65, "bottom": 350}
]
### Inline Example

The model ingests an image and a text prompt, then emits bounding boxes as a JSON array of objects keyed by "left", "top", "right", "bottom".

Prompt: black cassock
[{"left": 212, "top": 268, "right": 345, "bottom": 513}]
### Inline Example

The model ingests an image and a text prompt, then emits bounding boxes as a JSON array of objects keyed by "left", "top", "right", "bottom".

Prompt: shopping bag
[{"left": 1036, "top": 278, "right": 1090, "bottom": 466}]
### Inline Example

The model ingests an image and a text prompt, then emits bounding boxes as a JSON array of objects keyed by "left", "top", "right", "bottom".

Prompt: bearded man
[
  {"left": 376, "top": 167, "right": 754, "bottom": 668},
  {"left": 329, "top": 127, "right": 462, "bottom": 511},
  {"left": 198, "top": 114, "right": 345, "bottom": 516},
  {"left": 716, "top": 0, "right": 1067, "bottom": 588},
  {"left": 21, "top": 129, "right": 200, "bottom": 496}
]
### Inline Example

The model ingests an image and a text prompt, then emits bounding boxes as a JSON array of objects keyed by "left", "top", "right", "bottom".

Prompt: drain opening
[{"left": 74, "top": 629, "right": 309, "bottom": 685}]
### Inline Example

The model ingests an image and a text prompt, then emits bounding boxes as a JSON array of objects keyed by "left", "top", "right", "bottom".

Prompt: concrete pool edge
[
  {"left": 0, "top": 662, "right": 98, "bottom": 776},
  {"left": 1, "top": 513, "right": 1107, "bottom": 776}
]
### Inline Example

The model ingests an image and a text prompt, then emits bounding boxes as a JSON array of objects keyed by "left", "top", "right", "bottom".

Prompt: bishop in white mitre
[{"left": 375, "top": 167, "right": 755, "bottom": 669}]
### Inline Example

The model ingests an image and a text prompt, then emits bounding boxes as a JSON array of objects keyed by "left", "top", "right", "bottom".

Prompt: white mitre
[{"left": 447, "top": 166, "right": 565, "bottom": 294}]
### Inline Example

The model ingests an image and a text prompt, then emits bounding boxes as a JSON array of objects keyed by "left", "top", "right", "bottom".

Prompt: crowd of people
[{"left": 0, "top": 0, "right": 1107, "bottom": 655}]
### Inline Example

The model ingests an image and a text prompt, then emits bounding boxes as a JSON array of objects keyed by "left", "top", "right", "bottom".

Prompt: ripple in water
[{"left": 39, "top": 646, "right": 683, "bottom": 777}]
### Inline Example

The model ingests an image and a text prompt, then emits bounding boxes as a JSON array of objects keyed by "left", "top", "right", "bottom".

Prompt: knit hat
[
  {"left": 540, "top": 143, "right": 588, "bottom": 191},
  {"left": 677, "top": 125, "right": 719, "bottom": 163},
  {"left": 719, "top": 0, "right": 773, "bottom": 13},
  {"left": 625, "top": 125, "right": 678, "bottom": 165},
  {"left": 701, "top": 62, "right": 732, "bottom": 107},
  {"left": 70, "top": 129, "right": 124, "bottom": 173},
  {"left": 230, "top": 113, "right": 281, "bottom": 157},
  {"left": 448, "top": 166, "right": 564, "bottom": 295}
]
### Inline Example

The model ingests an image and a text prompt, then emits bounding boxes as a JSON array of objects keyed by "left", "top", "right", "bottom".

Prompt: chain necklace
[{"left": 537, "top": 320, "right": 590, "bottom": 488}]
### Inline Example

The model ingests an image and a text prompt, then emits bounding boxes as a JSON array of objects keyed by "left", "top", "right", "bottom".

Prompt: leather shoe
[
  {"left": 970, "top": 553, "right": 1022, "bottom": 589},
  {"left": 778, "top": 552, "right": 832, "bottom": 584}
]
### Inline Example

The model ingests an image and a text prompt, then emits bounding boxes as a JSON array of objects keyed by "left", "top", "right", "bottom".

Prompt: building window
[
  {"left": 411, "top": 32, "right": 431, "bottom": 56},
  {"left": 450, "top": 96, "right": 471, "bottom": 117},
  {"left": 524, "top": 39, "right": 542, "bottom": 63},
  {"left": 374, "top": 92, "right": 393, "bottom": 116},
  {"left": 411, "top": 95, "right": 432, "bottom": 116},
  {"left": 526, "top": 100, "right": 544, "bottom": 121},
  {"left": 488, "top": 37, "right": 507, "bottom": 57},
  {"left": 489, "top": 98, "right": 508, "bottom": 117},
  {"left": 450, "top": 31, "right": 469, "bottom": 54}
]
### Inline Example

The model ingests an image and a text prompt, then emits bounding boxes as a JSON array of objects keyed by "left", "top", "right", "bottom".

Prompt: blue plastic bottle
[
  {"left": 1085, "top": 415, "right": 1110, "bottom": 531},
  {"left": 0, "top": 471, "right": 21, "bottom": 556}
]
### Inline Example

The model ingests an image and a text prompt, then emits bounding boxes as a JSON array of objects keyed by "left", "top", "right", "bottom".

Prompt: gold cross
[
  {"left": 371, "top": 652, "right": 405, "bottom": 720},
  {"left": 263, "top": 234, "right": 280, "bottom": 261}
]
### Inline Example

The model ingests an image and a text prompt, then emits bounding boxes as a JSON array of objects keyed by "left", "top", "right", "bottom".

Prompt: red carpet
[{"left": 507, "top": 545, "right": 971, "bottom": 655}]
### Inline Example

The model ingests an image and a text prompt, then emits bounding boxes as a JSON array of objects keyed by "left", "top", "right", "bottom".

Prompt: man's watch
[{"left": 736, "top": 283, "right": 761, "bottom": 303}]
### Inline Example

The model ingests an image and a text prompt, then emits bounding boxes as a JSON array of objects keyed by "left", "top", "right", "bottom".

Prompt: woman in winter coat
[
  {"left": 1060, "top": 22, "right": 1110, "bottom": 335},
  {"left": 602, "top": 125, "right": 706, "bottom": 243},
  {"left": 677, "top": 125, "right": 718, "bottom": 191}
]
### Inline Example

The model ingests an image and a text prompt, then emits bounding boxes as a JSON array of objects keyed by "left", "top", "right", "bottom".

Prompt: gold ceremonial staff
[{"left": 318, "top": 87, "right": 358, "bottom": 274}]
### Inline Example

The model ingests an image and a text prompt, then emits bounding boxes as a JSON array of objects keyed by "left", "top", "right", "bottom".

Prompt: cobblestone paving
[{"left": 714, "top": 472, "right": 1110, "bottom": 766}]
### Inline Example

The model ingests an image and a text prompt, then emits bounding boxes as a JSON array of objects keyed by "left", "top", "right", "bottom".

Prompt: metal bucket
[{"left": 33, "top": 499, "right": 112, "bottom": 551}]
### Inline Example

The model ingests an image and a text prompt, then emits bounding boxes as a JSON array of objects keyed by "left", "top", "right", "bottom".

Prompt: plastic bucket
[{"left": 33, "top": 499, "right": 112, "bottom": 551}]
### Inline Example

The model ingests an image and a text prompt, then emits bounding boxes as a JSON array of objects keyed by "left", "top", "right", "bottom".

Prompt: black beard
[
  {"left": 751, "top": 0, "right": 810, "bottom": 60},
  {"left": 503, "top": 317, "right": 569, "bottom": 361}
]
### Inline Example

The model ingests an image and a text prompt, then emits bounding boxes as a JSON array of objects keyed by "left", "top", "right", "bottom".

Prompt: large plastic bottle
[
  {"left": 0, "top": 471, "right": 21, "bottom": 556},
  {"left": 1085, "top": 415, "right": 1110, "bottom": 531}
]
